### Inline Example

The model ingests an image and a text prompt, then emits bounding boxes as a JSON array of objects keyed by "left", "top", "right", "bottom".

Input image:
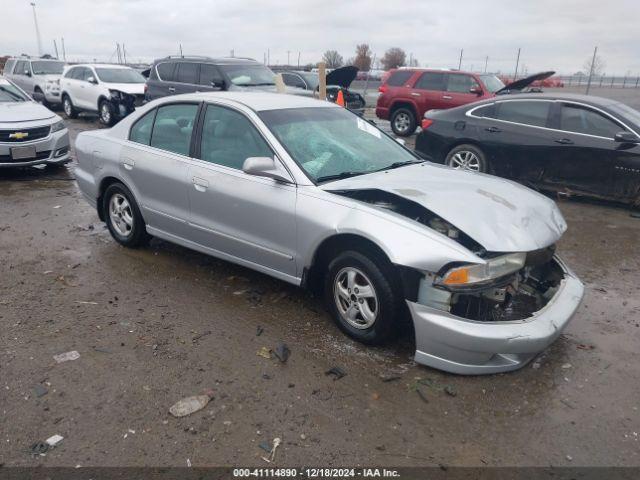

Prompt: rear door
[
  {"left": 412, "top": 72, "right": 448, "bottom": 116},
  {"left": 173, "top": 62, "right": 200, "bottom": 95},
  {"left": 546, "top": 101, "right": 631, "bottom": 198},
  {"left": 478, "top": 99, "right": 555, "bottom": 181},
  {"left": 443, "top": 73, "right": 482, "bottom": 108},
  {"left": 120, "top": 102, "right": 199, "bottom": 237}
]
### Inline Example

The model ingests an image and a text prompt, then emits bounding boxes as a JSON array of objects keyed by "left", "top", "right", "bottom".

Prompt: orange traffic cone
[{"left": 335, "top": 89, "right": 345, "bottom": 107}]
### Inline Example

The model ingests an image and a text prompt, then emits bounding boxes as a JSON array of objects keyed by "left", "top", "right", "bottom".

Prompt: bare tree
[
  {"left": 584, "top": 54, "right": 606, "bottom": 77},
  {"left": 322, "top": 50, "right": 344, "bottom": 69},
  {"left": 381, "top": 48, "right": 407, "bottom": 70},
  {"left": 353, "top": 44, "right": 372, "bottom": 72}
]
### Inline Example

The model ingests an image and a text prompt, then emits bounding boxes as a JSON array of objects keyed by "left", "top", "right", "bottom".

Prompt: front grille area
[
  {"left": 0, "top": 150, "right": 51, "bottom": 163},
  {"left": 0, "top": 125, "right": 51, "bottom": 143}
]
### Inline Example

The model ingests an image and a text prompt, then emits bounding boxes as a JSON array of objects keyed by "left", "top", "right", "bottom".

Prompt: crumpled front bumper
[{"left": 408, "top": 256, "right": 584, "bottom": 375}]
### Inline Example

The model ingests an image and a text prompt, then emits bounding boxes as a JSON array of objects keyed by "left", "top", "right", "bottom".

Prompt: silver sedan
[{"left": 74, "top": 92, "right": 584, "bottom": 374}]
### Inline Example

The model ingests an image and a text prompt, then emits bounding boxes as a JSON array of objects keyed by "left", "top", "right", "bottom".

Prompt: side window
[
  {"left": 199, "top": 105, "right": 273, "bottom": 170},
  {"left": 15, "top": 61, "right": 26, "bottom": 75},
  {"left": 559, "top": 104, "right": 623, "bottom": 138},
  {"left": 156, "top": 62, "right": 176, "bottom": 81},
  {"left": 495, "top": 101, "right": 551, "bottom": 127},
  {"left": 175, "top": 63, "right": 198, "bottom": 84},
  {"left": 4, "top": 59, "right": 16, "bottom": 74},
  {"left": 386, "top": 70, "right": 413, "bottom": 87},
  {"left": 447, "top": 74, "right": 478, "bottom": 93},
  {"left": 199, "top": 63, "right": 223, "bottom": 86},
  {"left": 282, "top": 73, "right": 306, "bottom": 89},
  {"left": 472, "top": 104, "right": 495, "bottom": 118},
  {"left": 63, "top": 67, "right": 75, "bottom": 79},
  {"left": 129, "top": 109, "right": 156, "bottom": 145},
  {"left": 82, "top": 68, "right": 94, "bottom": 81},
  {"left": 414, "top": 72, "right": 446, "bottom": 91},
  {"left": 150, "top": 104, "right": 198, "bottom": 156}
]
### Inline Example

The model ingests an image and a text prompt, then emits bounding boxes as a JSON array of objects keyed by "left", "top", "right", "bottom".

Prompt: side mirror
[
  {"left": 87, "top": 76, "right": 97, "bottom": 84},
  {"left": 242, "top": 156, "right": 294, "bottom": 184},
  {"left": 211, "top": 79, "right": 226, "bottom": 90},
  {"left": 469, "top": 86, "right": 482, "bottom": 96},
  {"left": 614, "top": 131, "right": 640, "bottom": 144}
]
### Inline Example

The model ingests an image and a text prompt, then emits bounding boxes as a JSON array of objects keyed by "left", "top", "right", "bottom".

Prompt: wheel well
[
  {"left": 96, "top": 176, "right": 122, "bottom": 221},
  {"left": 390, "top": 101, "right": 417, "bottom": 120},
  {"left": 97, "top": 95, "right": 110, "bottom": 110},
  {"left": 34, "top": 86, "right": 43, "bottom": 92},
  {"left": 303, "top": 234, "right": 393, "bottom": 293}
]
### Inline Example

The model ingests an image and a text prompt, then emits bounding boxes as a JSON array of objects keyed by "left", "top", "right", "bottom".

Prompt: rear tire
[
  {"left": 390, "top": 107, "right": 417, "bottom": 137},
  {"left": 324, "top": 250, "right": 403, "bottom": 345},
  {"left": 445, "top": 144, "right": 488, "bottom": 173},
  {"left": 62, "top": 94, "right": 78, "bottom": 119},
  {"left": 103, "top": 183, "right": 150, "bottom": 248}
]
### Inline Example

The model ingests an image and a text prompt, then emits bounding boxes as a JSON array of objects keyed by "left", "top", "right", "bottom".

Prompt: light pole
[{"left": 30, "top": 2, "right": 43, "bottom": 56}]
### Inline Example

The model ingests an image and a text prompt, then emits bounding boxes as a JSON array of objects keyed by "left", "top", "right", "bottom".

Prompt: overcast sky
[{"left": 2, "top": 0, "right": 639, "bottom": 75}]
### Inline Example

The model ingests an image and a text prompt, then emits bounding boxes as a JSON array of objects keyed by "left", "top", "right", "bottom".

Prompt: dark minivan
[{"left": 145, "top": 56, "right": 279, "bottom": 101}]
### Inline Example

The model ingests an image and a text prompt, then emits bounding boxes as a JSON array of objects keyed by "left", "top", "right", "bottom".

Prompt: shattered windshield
[
  {"left": 259, "top": 107, "right": 420, "bottom": 183},
  {"left": 31, "top": 61, "right": 65, "bottom": 75},
  {"left": 95, "top": 68, "right": 146, "bottom": 83},
  {"left": 0, "top": 81, "right": 28, "bottom": 102},
  {"left": 219, "top": 64, "right": 276, "bottom": 86},
  {"left": 480, "top": 75, "right": 505, "bottom": 93}
]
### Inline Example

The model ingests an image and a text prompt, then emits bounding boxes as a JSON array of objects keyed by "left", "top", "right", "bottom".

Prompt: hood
[
  {"left": 38, "top": 74, "right": 62, "bottom": 82},
  {"left": 496, "top": 71, "right": 555, "bottom": 94},
  {"left": 322, "top": 163, "right": 566, "bottom": 253},
  {"left": 326, "top": 66, "right": 358, "bottom": 88},
  {"left": 107, "top": 83, "right": 146, "bottom": 95},
  {"left": 0, "top": 101, "right": 56, "bottom": 123}
]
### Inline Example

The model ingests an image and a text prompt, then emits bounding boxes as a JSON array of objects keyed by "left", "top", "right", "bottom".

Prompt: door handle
[
  {"left": 485, "top": 126, "right": 502, "bottom": 133},
  {"left": 122, "top": 158, "right": 135, "bottom": 170},
  {"left": 410, "top": 92, "right": 421, "bottom": 97},
  {"left": 168, "top": 87, "right": 176, "bottom": 93},
  {"left": 192, "top": 176, "right": 209, "bottom": 192},
  {"left": 442, "top": 95, "right": 452, "bottom": 99},
  {"left": 554, "top": 138, "right": 574, "bottom": 145}
]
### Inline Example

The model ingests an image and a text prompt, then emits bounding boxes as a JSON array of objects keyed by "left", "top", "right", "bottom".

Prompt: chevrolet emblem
[{"left": 9, "top": 132, "right": 29, "bottom": 140}]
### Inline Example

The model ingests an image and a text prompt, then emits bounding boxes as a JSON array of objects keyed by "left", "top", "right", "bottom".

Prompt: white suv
[
  {"left": 4, "top": 57, "right": 66, "bottom": 109},
  {"left": 60, "top": 64, "right": 146, "bottom": 126}
]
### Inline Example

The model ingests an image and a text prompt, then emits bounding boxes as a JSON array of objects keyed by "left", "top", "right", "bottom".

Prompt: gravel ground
[{"left": 1, "top": 94, "right": 639, "bottom": 468}]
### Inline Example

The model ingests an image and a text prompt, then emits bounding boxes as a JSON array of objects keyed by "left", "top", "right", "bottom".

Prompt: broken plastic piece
[
  {"left": 169, "top": 392, "right": 213, "bottom": 417},
  {"left": 46, "top": 434, "right": 64, "bottom": 447},
  {"left": 325, "top": 366, "right": 346, "bottom": 381},
  {"left": 53, "top": 351, "right": 80, "bottom": 363},
  {"left": 256, "top": 347, "right": 272, "bottom": 359}
]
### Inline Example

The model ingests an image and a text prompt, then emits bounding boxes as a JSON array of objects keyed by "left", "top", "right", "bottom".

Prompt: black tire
[
  {"left": 445, "top": 144, "right": 488, "bottom": 173},
  {"left": 62, "top": 94, "right": 78, "bottom": 119},
  {"left": 99, "top": 100, "right": 116, "bottom": 126},
  {"left": 103, "top": 183, "right": 150, "bottom": 248},
  {"left": 390, "top": 107, "right": 417, "bottom": 137},
  {"left": 324, "top": 250, "right": 404, "bottom": 345},
  {"left": 45, "top": 162, "right": 66, "bottom": 170},
  {"left": 34, "top": 87, "right": 51, "bottom": 109}
]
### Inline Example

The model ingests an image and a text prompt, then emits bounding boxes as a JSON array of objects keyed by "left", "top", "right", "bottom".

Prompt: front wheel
[
  {"left": 103, "top": 183, "right": 150, "bottom": 248},
  {"left": 99, "top": 100, "right": 116, "bottom": 126},
  {"left": 445, "top": 144, "right": 488, "bottom": 173},
  {"left": 324, "top": 250, "right": 403, "bottom": 345},
  {"left": 62, "top": 95, "right": 78, "bottom": 119},
  {"left": 390, "top": 107, "right": 417, "bottom": 137}
]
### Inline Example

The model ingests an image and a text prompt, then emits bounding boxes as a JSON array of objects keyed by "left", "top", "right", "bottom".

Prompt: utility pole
[
  {"left": 514, "top": 48, "right": 521, "bottom": 81},
  {"left": 179, "top": 44, "right": 183, "bottom": 57},
  {"left": 287, "top": 50, "right": 291, "bottom": 66},
  {"left": 297, "top": 51, "right": 300, "bottom": 68},
  {"left": 61, "top": 37, "right": 66, "bottom": 61},
  {"left": 53, "top": 39, "right": 59, "bottom": 59},
  {"left": 458, "top": 49, "right": 463, "bottom": 70},
  {"left": 585, "top": 46, "right": 598, "bottom": 95},
  {"left": 267, "top": 49, "right": 270, "bottom": 66},
  {"left": 484, "top": 56, "right": 488, "bottom": 73},
  {"left": 123, "top": 44, "right": 127, "bottom": 64},
  {"left": 30, "top": 2, "right": 43, "bottom": 56}
]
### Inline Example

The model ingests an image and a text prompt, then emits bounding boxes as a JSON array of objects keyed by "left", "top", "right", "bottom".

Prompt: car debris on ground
[
  {"left": 261, "top": 437, "right": 282, "bottom": 463},
  {"left": 169, "top": 390, "right": 214, "bottom": 417},
  {"left": 53, "top": 350, "right": 80, "bottom": 363},
  {"left": 273, "top": 342, "right": 290, "bottom": 363},
  {"left": 325, "top": 366, "right": 346, "bottom": 381}
]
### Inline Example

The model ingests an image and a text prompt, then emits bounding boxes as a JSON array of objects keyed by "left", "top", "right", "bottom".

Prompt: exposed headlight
[
  {"left": 437, "top": 252, "right": 526, "bottom": 287},
  {"left": 50, "top": 120, "right": 66, "bottom": 133},
  {"left": 109, "top": 89, "right": 122, "bottom": 100}
]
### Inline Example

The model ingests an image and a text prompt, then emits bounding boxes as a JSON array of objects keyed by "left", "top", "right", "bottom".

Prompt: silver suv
[{"left": 4, "top": 57, "right": 66, "bottom": 109}]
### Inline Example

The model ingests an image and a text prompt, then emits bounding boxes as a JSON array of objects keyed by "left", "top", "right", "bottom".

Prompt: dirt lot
[{"left": 1, "top": 102, "right": 640, "bottom": 468}]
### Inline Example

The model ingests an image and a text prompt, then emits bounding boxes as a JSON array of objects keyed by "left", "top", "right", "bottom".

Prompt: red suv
[{"left": 376, "top": 69, "right": 551, "bottom": 136}]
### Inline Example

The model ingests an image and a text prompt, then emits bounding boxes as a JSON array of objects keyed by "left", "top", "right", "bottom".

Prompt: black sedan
[{"left": 415, "top": 93, "right": 640, "bottom": 207}]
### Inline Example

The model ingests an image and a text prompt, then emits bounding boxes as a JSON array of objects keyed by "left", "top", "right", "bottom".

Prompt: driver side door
[{"left": 187, "top": 103, "right": 299, "bottom": 280}]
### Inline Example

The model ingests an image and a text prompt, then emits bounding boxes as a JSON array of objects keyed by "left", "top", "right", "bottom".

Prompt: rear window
[
  {"left": 472, "top": 104, "right": 496, "bottom": 118},
  {"left": 414, "top": 72, "right": 446, "bottom": 91},
  {"left": 386, "top": 70, "right": 413, "bottom": 87},
  {"left": 156, "top": 62, "right": 176, "bottom": 81},
  {"left": 4, "top": 59, "right": 16, "bottom": 74},
  {"left": 496, "top": 101, "right": 551, "bottom": 127}
]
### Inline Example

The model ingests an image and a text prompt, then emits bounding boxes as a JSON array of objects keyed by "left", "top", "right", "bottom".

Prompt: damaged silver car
[{"left": 74, "top": 92, "right": 584, "bottom": 374}]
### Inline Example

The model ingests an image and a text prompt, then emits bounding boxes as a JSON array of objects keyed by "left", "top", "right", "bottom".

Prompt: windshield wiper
[
  {"left": 316, "top": 171, "right": 367, "bottom": 183},
  {"left": 373, "top": 160, "right": 424, "bottom": 172}
]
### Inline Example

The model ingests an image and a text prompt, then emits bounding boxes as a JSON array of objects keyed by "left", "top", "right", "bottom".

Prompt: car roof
[
  {"left": 160, "top": 91, "right": 337, "bottom": 112},
  {"left": 475, "top": 92, "right": 619, "bottom": 107},
  {"left": 153, "top": 56, "right": 259, "bottom": 65},
  {"left": 70, "top": 63, "right": 133, "bottom": 69}
]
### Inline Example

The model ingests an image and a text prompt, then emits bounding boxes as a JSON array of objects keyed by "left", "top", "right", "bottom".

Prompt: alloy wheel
[
  {"left": 449, "top": 150, "right": 481, "bottom": 171},
  {"left": 63, "top": 98, "right": 72, "bottom": 116},
  {"left": 333, "top": 267, "right": 378, "bottom": 329},
  {"left": 109, "top": 193, "right": 134, "bottom": 237},
  {"left": 393, "top": 112, "right": 411, "bottom": 134},
  {"left": 100, "top": 103, "right": 111, "bottom": 124}
]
